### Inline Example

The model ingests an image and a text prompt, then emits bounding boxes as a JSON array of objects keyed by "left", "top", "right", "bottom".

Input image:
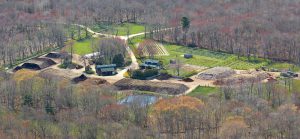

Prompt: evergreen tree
[
  {"left": 181, "top": 17, "right": 190, "bottom": 44},
  {"left": 113, "top": 54, "right": 125, "bottom": 67},
  {"left": 181, "top": 17, "right": 190, "bottom": 33}
]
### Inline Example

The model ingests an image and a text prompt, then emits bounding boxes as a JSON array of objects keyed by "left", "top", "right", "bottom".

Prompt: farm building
[
  {"left": 96, "top": 64, "right": 117, "bottom": 76},
  {"left": 13, "top": 66, "right": 23, "bottom": 72},
  {"left": 45, "top": 52, "right": 62, "bottom": 59},
  {"left": 198, "top": 67, "right": 236, "bottom": 80},
  {"left": 20, "top": 58, "right": 56, "bottom": 70},
  {"left": 72, "top": 74, "right": 88, "bottom": 83},
  {"left": 170, "top": 59, "right": 176, "bottom": 64},
  {"left": 280, "top": 71, "right": 298, "bottom": 78},
  {"left": 140, "top": 59, "right": 161, "bottom": 69},
  {"left": 184, "top": 54, "right": 193, "bottom": 59},
  {"left": 83, "top": 52, "right": 102, "bottom": 59}
]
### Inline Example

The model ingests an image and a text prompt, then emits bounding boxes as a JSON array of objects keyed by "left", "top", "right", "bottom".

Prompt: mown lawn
[
  {"left": 66, "top": 38, "right": 97, "bottom": 56},
  {"left": 188, "top": 86, "right": 219, "bottom": 97},
  {"left": 129, "top": 37, "right": 300, "bottom": 77},
  {"left": 91, "top": 23, "right": 145, "bottom": 36},
  {"left": 267, "top": 62, "right": 300, "bottom": 72},
  {"left": 160, "top": 44, "right": 270, "bottom": 70},
  {"left": 128, "top": 35, "right": 145, "bottom": 46},
  {"left": 63, "top": 25, "right": 96, "bottom": 56}
]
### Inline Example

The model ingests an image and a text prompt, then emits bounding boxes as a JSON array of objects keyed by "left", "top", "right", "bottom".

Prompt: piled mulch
[
  {"left": 21, "top": 58, "right": 56, "bottom": 70},
  {"left": 72, "top": 74, "right": 88, "bottom": 83},
  {"left": 114, "top": 79, "right": 188, "bottom": 95},
  {"left": 45, "top": 52, "right": 62, "bottom": 59},
  {"left": 214, "top": 71, "right": 270, "bottom": 86},
  {"left": 198, "top": 67, "right": 236, "bottom": 80},
  {"left": 182, "top": 78, "right": 194, "bottom": 82},
  {"left": 156, "top": 73, "right": 172, "bottom": 80}
]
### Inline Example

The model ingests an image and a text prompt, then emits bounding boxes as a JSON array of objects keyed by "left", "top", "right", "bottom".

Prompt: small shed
[
  {"left": 96, "top": 64, "right": 117, "bottom": 76},
  {"left": 170, "top": 59, "right": 176, "bottom": 64},
  {"left": 83, "top": 52, "right": 102, "bottom": 59},
  {"left": 184, "top": 54, "right": 193, "bottom": 59},
  {"left": 21, "top": 58, "right": 56, "bottom": 70},
  {"left": 45, "top": 52, "right": 62, "bottom": 59},
  {"left": 140, "top": 59, "right": 161, "bottom": 69},
  {"left": 72, "top": 74, "right": 88, "bottom": 83},
  {"left": 280, "top": 71, "right": 298, "bottom": 78}
]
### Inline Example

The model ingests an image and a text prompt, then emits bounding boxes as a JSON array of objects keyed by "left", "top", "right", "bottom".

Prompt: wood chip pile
[
  {"left": 114, "top": 79, "right": 188, "bottom": 95},
  {"left": 198, "top": 67, "right": 236, "bottom": 80},
  {"left": 214, "top": 71, "right": 270, "bottom": 86}
]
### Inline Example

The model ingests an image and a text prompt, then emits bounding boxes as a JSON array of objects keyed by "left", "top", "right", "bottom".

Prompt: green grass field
[
  {"left": 64, "top": 25, "right": 96, "bottom": 56},
  {"left": 129, "top": 37, "right": 300, "bottom": 78},
  {"left": 267, "top": 63, "right": 300, "bottom": 72},
  {"left": 129, "top": 38, "right": 273, "bottom": 70},
  {"left": 188, "top": 86, "right": 219, "bottom": 97},
  {"left": 160, "top": 44, "right": 270, "bottom": 70},
  {"left": 91, "top": 23, "right": 145, "bottom": 36},
  {"left": 66, "top": 38, "right": 97, "bottom": 56}
]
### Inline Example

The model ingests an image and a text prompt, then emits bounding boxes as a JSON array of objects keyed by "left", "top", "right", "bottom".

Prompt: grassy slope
[
  {"left": 64, "top": 25, "right": 97, "bottom": 56},
  {"left": 161, "top": 44, "right": 270, "bottom": 70},
  {"left": 188, "top": 86, "right": 219, "bottom": 97},
  {"left": 130, "top": 37, "right": 271, "bottom": 70},
  {"left": 267, "top": 62, "right": 300, "bottom": 72},
  {"left": 65, "top": 23, "right": 146, "bottom": 56},
  {"left": 129, "top": 36, "right": 300, "bottom": 78},
  {"left": 132, "top": 38, "right": 300, "bottom": 71},
  {"left": 72, "top": 39, "right": 94, "bottom": 56},
  {"left": 91, "top": 23, "right": 145, "bottom": 36}
]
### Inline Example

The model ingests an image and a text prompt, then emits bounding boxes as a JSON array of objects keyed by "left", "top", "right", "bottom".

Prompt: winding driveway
[
  {"left": 78, "top": 24, "right": 176, "bottom": 74},
  {"left": 76, "top": 24, "right": 141, "bottom": 71}
]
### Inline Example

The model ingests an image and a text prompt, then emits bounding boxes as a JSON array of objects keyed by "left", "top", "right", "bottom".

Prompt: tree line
[
  {"left": 0, "top": 70, "right": 299, "bottom": 138},
  {"left": 1, "top": 0, "right": 299, "bottom": 67}
]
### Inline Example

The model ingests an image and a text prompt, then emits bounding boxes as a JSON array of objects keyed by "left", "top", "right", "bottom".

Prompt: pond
[{"left": 118, "top": 95, "right": 158, "bottom": 107}]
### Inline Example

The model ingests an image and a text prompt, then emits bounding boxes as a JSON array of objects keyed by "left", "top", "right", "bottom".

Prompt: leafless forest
[
  {"left": 0, "top": 0, "right": 300, "bottom": 139},
  {"left": 1, "top": 0, "right": 299, "bottom": 66}
]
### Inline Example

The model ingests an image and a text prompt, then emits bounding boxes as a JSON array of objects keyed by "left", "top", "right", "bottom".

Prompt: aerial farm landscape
[{"left": 0, "top": 0, "right": 300, "bottom": 138}]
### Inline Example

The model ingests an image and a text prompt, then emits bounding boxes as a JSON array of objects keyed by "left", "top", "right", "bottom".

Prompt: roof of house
[
  {"left": 84, "top": 52, "right": 102, "bottom": 59},
  {"left": 100, "top": 68, "right": 116, "bottom": 72},
  {"left": 140, "top": 63, "right": 159, "bottom": 68},
  {"left": 45, "top": 52, "right": 62, "bottom": 59},
  {"left": 22, "top": 58, "right": 56, "bottom": 69},
  {"left": 96, "top": 64, "right": 116, "bottom": 69},
  {"left": 144, "top": 59, "right": 159, "bottom": 64}
]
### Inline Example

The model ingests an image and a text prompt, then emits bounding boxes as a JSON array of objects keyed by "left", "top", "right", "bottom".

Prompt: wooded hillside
[{"left": 0, "top": 0, "right": 299, "bottom": 67}]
